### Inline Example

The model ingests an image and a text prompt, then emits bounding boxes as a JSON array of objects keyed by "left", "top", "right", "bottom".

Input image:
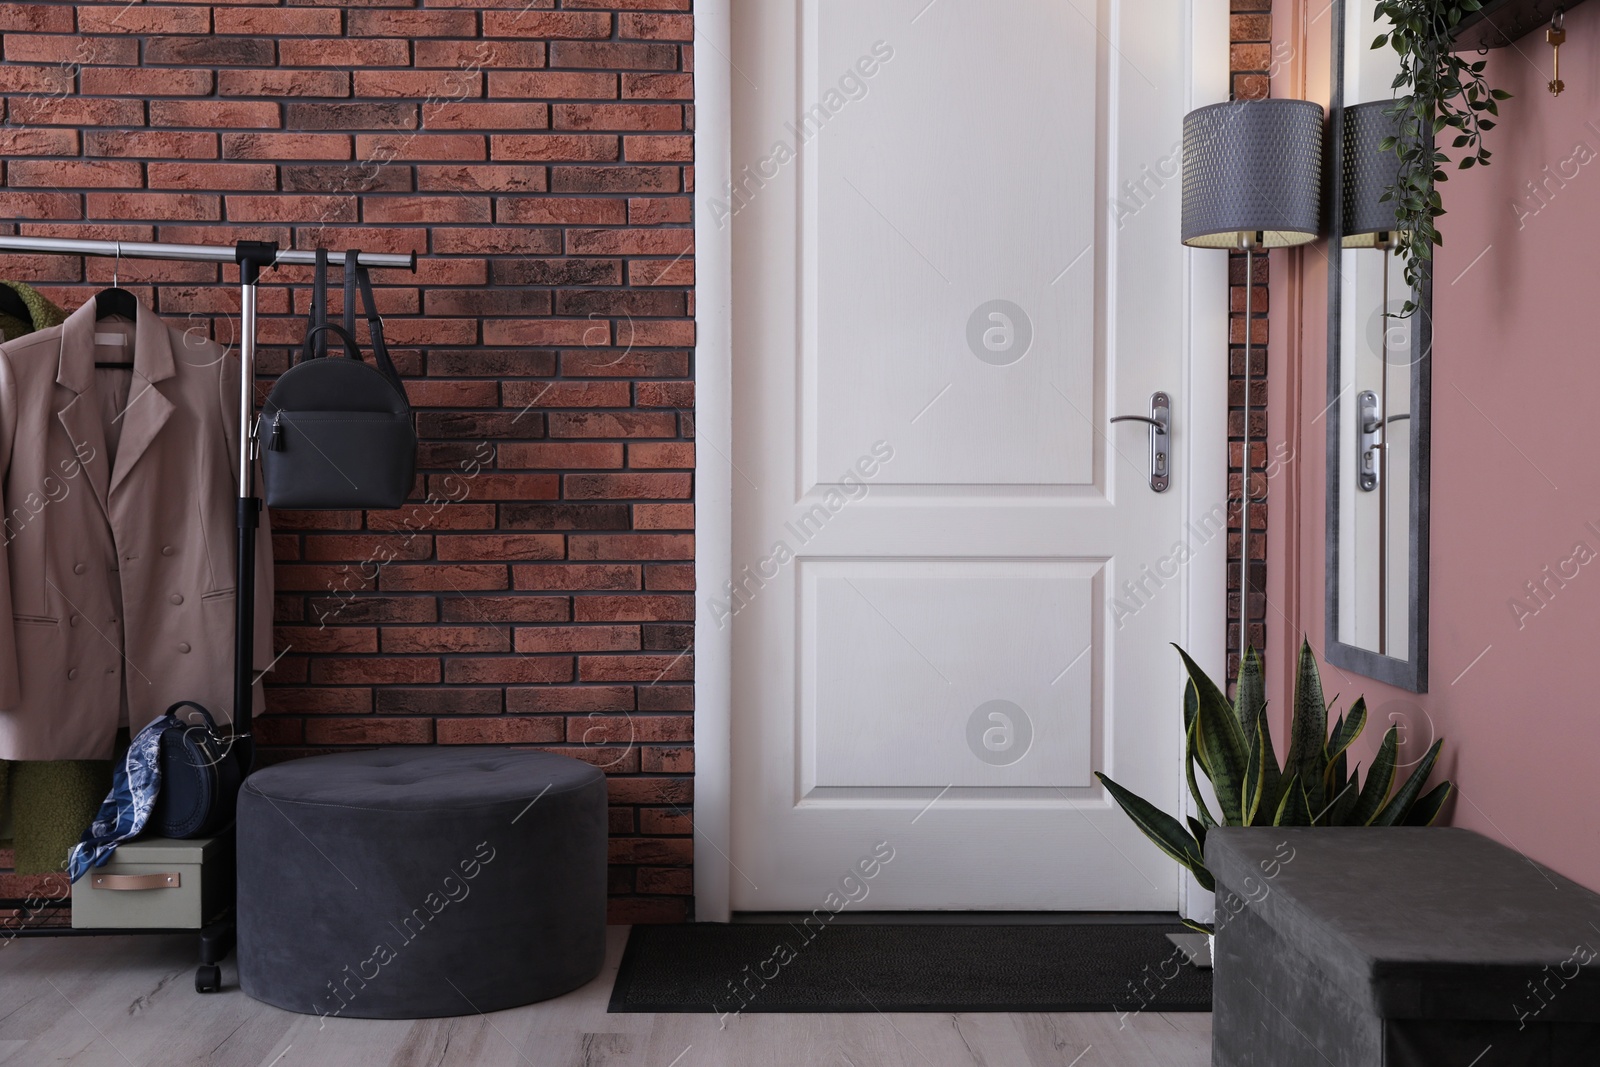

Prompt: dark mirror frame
[{"left": 1324, "top": 0, "right": 1432, "bottom": 692}]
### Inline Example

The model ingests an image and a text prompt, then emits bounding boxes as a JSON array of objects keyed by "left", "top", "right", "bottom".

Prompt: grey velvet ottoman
[
  {"left": 237, "top": 747, "right": 607, "bottom": 1019},
  {"left": 1208, "top": 827, "right": 1600, "bottom": 1067}
]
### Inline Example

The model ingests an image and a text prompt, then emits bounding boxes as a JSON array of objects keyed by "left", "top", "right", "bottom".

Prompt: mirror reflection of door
[{"left": 1336, "top": 2, "right": 1416, "bottom": 662}]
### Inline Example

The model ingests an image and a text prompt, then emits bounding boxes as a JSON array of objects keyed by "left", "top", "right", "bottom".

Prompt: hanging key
[{"left": 1549, "top": 9, "right": 1566, "bottom": 97}]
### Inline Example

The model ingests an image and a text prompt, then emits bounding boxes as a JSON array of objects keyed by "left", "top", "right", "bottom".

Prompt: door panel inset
[{"left": 802, "top": 559, "right": 1098, "bottom": 792}]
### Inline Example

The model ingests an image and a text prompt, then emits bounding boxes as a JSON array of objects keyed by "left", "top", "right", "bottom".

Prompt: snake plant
[{"left": 1096, "top": 640, "right": 1453, "bottom": 907}]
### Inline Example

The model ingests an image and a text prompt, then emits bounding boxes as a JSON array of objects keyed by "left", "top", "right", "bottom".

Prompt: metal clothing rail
[{"left": 0, "top": 235, "right": 416, "bottom": 753}]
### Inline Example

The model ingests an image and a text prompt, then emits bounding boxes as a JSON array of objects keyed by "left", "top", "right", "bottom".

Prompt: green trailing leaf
[
  {"left": 1175, "top": 645, "right": 1249, "bottom": 823},
  {"left": 1373, "top": 738, "right": 1445, "bottom": 826},
  {"left": 1273, "top": 774, "right": 1313, "bottom": 827},
  {"left": 1372, "top": 0, "right": 1508, "bottom": 314},
  {"left": 1350, "top": 726, "right": 1400, "bottom": 825},
  {"left": 1404, "top": 781, "right": 1453, "bottom": 826},
  {"left": 1235, "top": 646, "right": 1266, "bottom": 735},
  {"left": 1095, "top": 772, "right": 1206, "bottom": 879},
  {"left": 1285, "top": 640, "right": 1329, "bottom": 814}
]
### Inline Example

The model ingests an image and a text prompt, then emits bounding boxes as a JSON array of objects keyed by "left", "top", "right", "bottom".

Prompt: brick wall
[
  {"left": 1229, "top": 0, "right": 1271, "bottom": 680},
  {"left": 0, "top": 1, "right": 696, "bottom": 923}
]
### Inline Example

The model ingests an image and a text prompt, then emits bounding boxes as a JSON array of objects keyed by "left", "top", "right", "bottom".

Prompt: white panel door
[{"left": 728, "top": 0, "right": 1206, "bottom": 910}]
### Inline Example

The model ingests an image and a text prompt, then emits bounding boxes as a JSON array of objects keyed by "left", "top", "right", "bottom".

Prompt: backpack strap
[
  {"left": 298, "top": 248, "right": 330, "bottom": 363},
  {"left": 165, "top": 700, "right": 221, "bottom": 733},
  {"left": 342, "top": 246, "right": 358, "bottom": 339},
  {"left": 345, "top": 248, "right": 403, "bottom": 388}
]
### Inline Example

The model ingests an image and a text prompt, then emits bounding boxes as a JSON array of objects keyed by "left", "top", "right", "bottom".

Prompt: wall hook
[{"left": 1548, "top": 8, "right": 1566, "bottom": 97}]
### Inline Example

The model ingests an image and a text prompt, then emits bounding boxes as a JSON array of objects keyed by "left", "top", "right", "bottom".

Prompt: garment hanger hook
[{"left": 113, "top": 241, "right": 122, "bottom": 288}]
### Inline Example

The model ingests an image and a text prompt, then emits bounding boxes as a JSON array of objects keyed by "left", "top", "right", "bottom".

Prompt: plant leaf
[
  {"left": 1285, "top": 639, "right": 1329, "bottom": 814},
  {"left": 1186, "top": 715, "right": 1217, "bottom": 829},
  {"left": 1325, "top": 713, "right": 1347, "bottom": 796},
  {"left": 1324, "top": 697, "right": 1367, "bottom": 780},
  {"left": 1403, "top": 780, "right": 1454, "bottom": 825},
  {"left": 1176, "top": 645, "right": 1250, "bottom": 823},
  {"left": 1236, "top": 645, "right": 1266, "bottom": 735},
  {"left": 1373, "top": 738, "right": 1445, "bottom": 826},
  {"left": 1095, "top": 771, "right": 1210, "bottom": 888},
  {"left": 1244, "top": 717, "right": 1264, "bottom": 826},
  {"left": 1349, "top": 726, "right": 1399, "bottom": 824},
  {"left": 1273, "top": 774, "right": 1312, "bottom": 827},
  {"left": 1254, "top": 701, "right": 1284, "bottom": 824},
  {"left": 1187, "top": 814, "right": 1209, "bottom": 854},
  {"left": 1335, "top": 762, "right": 1364, "bottom": 822},
  {"left": 1322, "top": 772, "right": 1362, "bottom": 825}
]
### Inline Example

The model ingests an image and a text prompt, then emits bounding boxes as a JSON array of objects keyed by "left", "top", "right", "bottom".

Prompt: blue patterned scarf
[{"left": 67, "top": 715, "right": 175, "bottom": 882}]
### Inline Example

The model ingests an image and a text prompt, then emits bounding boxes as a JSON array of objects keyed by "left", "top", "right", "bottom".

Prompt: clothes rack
[
  {"left": 0, "top": 235, "right": 416, "bottom": 989},
  {"left": 0, "top": 235, "right": 414, "bottom": 747}
]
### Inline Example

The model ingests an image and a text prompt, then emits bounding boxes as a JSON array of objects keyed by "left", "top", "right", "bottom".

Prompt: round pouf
[{"left": 237, "top": 746, "right": 607, "bottom": 1019}]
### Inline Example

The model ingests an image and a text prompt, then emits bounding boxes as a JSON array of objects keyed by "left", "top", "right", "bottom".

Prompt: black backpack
[{"left": 260, "top": 248, "right": 416, "bottom": 510}]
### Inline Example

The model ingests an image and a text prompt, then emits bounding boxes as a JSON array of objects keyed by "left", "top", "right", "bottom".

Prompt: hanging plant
[{"left": 1371, "top": 0, "right": 1510, "bottom": 313}]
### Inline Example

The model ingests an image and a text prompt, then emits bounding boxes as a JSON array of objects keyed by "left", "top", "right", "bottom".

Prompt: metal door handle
[{"left": 1110, "top": 392, "right": 1171, "bottom": 492}]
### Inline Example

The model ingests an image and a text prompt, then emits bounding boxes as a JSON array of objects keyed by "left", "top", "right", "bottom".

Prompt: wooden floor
[{"left": 0, "top": 927, "right": 1212, "bottom": 1066}]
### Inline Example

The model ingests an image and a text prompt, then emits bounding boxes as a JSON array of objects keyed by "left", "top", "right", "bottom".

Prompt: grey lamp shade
[
  {"left": 1341, "top": 100, "right": 1406, "bottom": 248},
  {"left": 1181, "top": 99, "right": 1325, "bottom": 249}
]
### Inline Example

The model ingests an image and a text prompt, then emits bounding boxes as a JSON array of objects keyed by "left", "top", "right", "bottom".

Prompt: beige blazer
[{"left": 0, "top": 297, "right": 272, "bottom": 760}]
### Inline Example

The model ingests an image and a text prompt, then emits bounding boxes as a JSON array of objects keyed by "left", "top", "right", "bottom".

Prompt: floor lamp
[
  {"left": 1180, "top": 99, "right": 1324, "bottom": 665},
  {"left": 1340, "top": 100, "right": 1407, "bottom": 655}
]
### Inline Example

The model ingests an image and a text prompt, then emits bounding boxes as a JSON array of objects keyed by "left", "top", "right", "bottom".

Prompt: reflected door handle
[
  {"left": 1110, "top": 392, "right": 1171, "bottom": 492},
  {"left": 1357, "top": 389, "right": 1381, "bottom": 492}
]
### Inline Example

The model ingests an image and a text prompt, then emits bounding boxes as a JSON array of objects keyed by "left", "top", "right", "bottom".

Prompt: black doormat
[{"left": 608, "top": 922, "right": 1210, "bottom": 1014}]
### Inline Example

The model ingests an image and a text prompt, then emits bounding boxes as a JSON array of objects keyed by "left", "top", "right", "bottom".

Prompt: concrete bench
[{"left": 1207, "top": 827, "right": 1600, "bottom": 1066}]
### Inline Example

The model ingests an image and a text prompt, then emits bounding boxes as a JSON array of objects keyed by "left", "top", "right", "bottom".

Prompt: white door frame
[{"left": 692, "top": 0, "right": 1232, "bottom": 923}]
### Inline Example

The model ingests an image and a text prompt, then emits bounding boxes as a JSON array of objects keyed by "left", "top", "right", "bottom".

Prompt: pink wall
[{"left": 1270, "top": 1, "right": 1600, "bottom": 889}]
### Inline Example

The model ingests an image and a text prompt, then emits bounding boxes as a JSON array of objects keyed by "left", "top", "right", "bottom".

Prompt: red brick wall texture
[{"left": 0, "top": 1, "right": 695, "bottom": 924}]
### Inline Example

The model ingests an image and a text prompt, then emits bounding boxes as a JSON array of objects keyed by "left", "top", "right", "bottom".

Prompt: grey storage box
[
  {"left": 1208, "top": 827, "right": 1600, "bottom": 1067},
  {"left": 71, "top": 829, "right": 234, "bottom": 930}
]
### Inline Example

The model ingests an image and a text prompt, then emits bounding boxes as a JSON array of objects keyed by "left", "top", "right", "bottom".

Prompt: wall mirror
[{"left": 1326, "top": 0, "right": 1432, "bottom": 691}]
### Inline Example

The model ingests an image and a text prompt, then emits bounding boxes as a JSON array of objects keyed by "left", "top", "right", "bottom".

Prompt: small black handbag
[
  {"left": 261, "top": 248, "right": 416, "bottom": 510},
  {"left": 150, "top": 702, "right": 245, "bottom": 840}
]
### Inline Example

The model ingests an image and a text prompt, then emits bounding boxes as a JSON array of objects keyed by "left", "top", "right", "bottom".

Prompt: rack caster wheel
[{"left": 196, "top": 964, "right": 222, "bottom": 993}]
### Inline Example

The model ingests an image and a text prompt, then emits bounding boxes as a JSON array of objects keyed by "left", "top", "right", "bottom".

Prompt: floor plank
[{"left": 0, "top": 928, "right": 1213, "bottom": 1066}]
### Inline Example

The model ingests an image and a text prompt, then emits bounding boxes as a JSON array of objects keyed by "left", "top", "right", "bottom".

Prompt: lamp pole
[{"left": 1237, "top": 232, "right": 1262, "bottom": 659}]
